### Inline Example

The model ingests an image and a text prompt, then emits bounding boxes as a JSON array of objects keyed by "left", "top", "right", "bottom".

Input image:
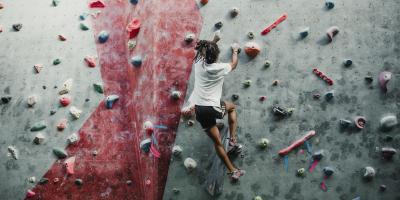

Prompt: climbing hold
[
  {"left": 59, "top": 78, "right": 73, "bottom": 95},
  {"left": 272, "top": 105, "right": 293, "bottom": 117},
  {"left": 1, "top": 96, "right": 11, "bottom": 103},
  {"left": 325, "top": 90, "right": 334, "bottom": 101},
  {"left": 27, "top": 95, "right": 37, "bottom": 107},
  {"left": 381, "top": 147, "right": 397, "bottom": 160},
  {"left": 380, "top": 115, "right": 398, "bottom": 130},
  {"left": 339, "top": 119, "right": 352, "bottom": 128},
  {"left": 380, "top": 185, "right": 387, "bottom": 192},
  {"left": 31, "top": 120, "right": 47, "bottom": 131},
  {"left": 312, "top": 150, "right": 324, "bottom": 161},
  {"left": 57, "top": 119, "right": 67, "bottom": 131},
  {"left": 32, "top": 64, "right": 43, "bottom": 74},
  {"left": 325, "top": 0, "right": 335, "bottom": 9},
  {"left": 0, "top": 26, "right": 2, "bottom": 33},
  {"left": 130, "top": 0, "right": 138, "bottom": 5},
  {"left": 187, "top": 120, "right": 195, "bottom": 126},
  {"left": 296, "top": 168, "right": 306, "bottom": 177},
  {"left": 231, "top": 94, "right": 239, "bottom": 101},
  {"left": 12, "top": 23, "right": 22, "bottom": 31},
  {"left": 131, "top": 55, "right": 142, "bottom": 67},
  {"left": 140, "top": 138, "right": 151, "bottom": 153},
  {"left": 354, "top": 116, "right": 366, "bottom": 129},
  {"left": 200, "top": 0, "right": 208, "bottom": 5},
  {"left": 8, "top": 146, "right": 18, "bottom": 160},
  {"left": 364, "top": 76, "right": 373, "bottom": 84},
  {"left": 313, "top": 68, "right": 334, "bottom": 85},
  {"left": 126, "top": 180, "right": 133, "bottom": 185},
  {"left": 254, "top": 196, "right": 263, "bottom": 200},
  {"left": 65, "top": 156, "right": 75, "bottom": 175},
  {"left": 143, "top": 121, "right": 154, "bottom": 134},
  {"left": 0, "top": 3, "right": 3, "bottom": 9},
  {"left": 79, "top": 13, "right": 88, "bottom": 20},
  {"left": 50, "top": 110, "right": 56, "bottom": 115},
  {"left": 172, "top": 145, "right": 183, "bottom": 157},
  {"left": 261, "top": 13, "right": 287, "bottom": 35},
  {"left": 259, "top": 96, "right": 267, "bottom": 101},
  {"left": 80, "top": 23, "right": 89, "bottom": 31},
  {"left": 128, "top": 40, "right": 137, "bottom": 50},
  {"left": 171, "top": 91, "right": 182, "bottom": 100},
  {"left": 26, "top": 190, "right": 36, "bottom": 198},
  {"left": 172, "top": 188, "right": 180, "bottom": 194},
  {"left": 378, "top": 71, "right": 392, "bottom": 93},
  {"left": 263, "top": 60, "right": 271, "bottom": 68},
  {"left": 184, "top": 33, "right": 195, "bottom": 43},
  {"left": 343, "top": 59, "right": 353, "bottom": 67},
  {"left": 53, "top": 58, "right": 61, "bottom": 65},
  {"left": 214, "top": 21, "right": 223, "bottom": 29},
  {"left": 184, "top": 157, "right": 197, "bottom": 170},
  {"left": 127, "top": 18, "right": 141, "bottom": 39},
  {"left": 59, "top": 96, "right": 71, "bottom": 107},
  {"left": 39, "top": 178, "right": 49, "bottom": 185},
  {"left": 272, "top": 80, "right": 279, "bottom": 86},
  {"left": 98, "top": 30, "right": 109, "bottom": 43},
  {"left": 53, "top": 178, "right": 60, "bottom": 183},
  {"left": 244, "top": 42, "right": 261, "bottom": 58},
  {"left": 89, "top": 0, "right": 105, "bottom": 8},
  {"left": 230, "top": 7, "right": 239, "bottom": 18},
  {"left": 243, "top": 79, "right": 252, "bottom": 87},
  {"left": 247, "top": 31, "right": 255, "bottom": 39},
  {"left": 326, "top": 26, "right": 339, "bottom": 42},
  {"left": 69, "top": 106, "right": 82, "bottom": 119},
  {"left": 28, "top": 177, "right": 36, "bottom": 183},
  {"left": 323, "top": 166, "right": 334, "bottom": 177},
  {"left": 105, "top": 95, "right": 119, "bottom": 109},
  {"left": 93, "top": 83, "right": 104, "bottom": 94},
  {"left": 84, "top": 56, "right": 96, "bottom": 68},
  {"left": 363, "top": 166, "right": 375, "bottom": 180},
  {"left": 75, "top": 179, "right": 83, "bottom": 186},
  {"left": 258, "top": 138, "right": 269, "bottom": 149},
  {"left": 92, "top": 150, "right": 98, "bottom": 156},
  {"left": 53, "top": 148, "right": 68, "bottom": 159},
  {"left": 313, "top": 93, "right": 321, "bottom": 99},
  {"left": 299, "top": 27, "right": 309, "bottom": 39},
  {"left": 33, "top": 132, "right": 45, "bottom": 144}
]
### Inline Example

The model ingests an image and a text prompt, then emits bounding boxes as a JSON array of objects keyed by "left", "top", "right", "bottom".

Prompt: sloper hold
[
  {"left": 363, "top": 166, "right": 375, "bottom": 180},
  {"left": 31, "top": 120, "right": 47, "bottom": 131},
  {"left": 378, "top": 71, "right": 392, "bottom": 93},
  {"left": 184, "top": 33, "right": 195, "bottom": 43},
  {"left": 130, "top": 0, "right": 138, "bottom": 5},
  {"left": 98, "top": 30, "right": 110, "bottom": 43},
  {"left": 80, "top": 23, "right": 89, "bottom": 31},
  {"left": 326, "top": 26, "right": 339, "bottom": 42},
  {"left": 244, "top": 42, "right": 261, "bottom": 58},
  {"left": 53, "top": 148, "right": 68, "bottom": 159},
  {"left": 184, "top": 157, "right": 197, "bottom": 170},
  {"left": 93, "top": 83, "right": 104, "bottom": 93},
  {"left": 59, "top": 96, "right": 71, "bottom": 107},
  {"left": 258, "top": 138, "right": 269, "bottom": 149},
  {"left": 171, "top": 91, "right": 182, "bottom": 100},
  {"left": 127, "top": 18, "right": 141, "bottom": 39},
  {"left": 131, "top": 55, "right": 142, "bottom": 67},
  {"left": 105, "top": 94, "right": 119, "bottom": 109},
  {"left": 380, "top": 115, "right": 398, "bottom": 130},
  {"left": 140, "top": 138, "right": 151, "bottom": 153},
  {"left": 89, "top": 0, "right": 105, "bottom": 8},
  {"left": 323, "top": 166, "right": 334, "bottom": 177},
  {"left": 200, "top": 0, "right": 208, "bottom": 5}
]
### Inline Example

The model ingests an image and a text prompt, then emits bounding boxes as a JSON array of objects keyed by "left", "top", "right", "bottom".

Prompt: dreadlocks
[{"left": 194, "top": 40, "right": 220, "bottom": 64}]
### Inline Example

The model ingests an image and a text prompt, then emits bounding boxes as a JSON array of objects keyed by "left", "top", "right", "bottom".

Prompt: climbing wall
[{"left": 164, "top": 0, "right": 400, "bottom": 200}]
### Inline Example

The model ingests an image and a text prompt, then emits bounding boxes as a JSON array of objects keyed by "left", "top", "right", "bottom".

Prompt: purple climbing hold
[
  {"left": 378, "top": 71, "right": 392, "bottom": 93},
  {"left": 105, "top": 95, "right": 119, "bottom": 109}
]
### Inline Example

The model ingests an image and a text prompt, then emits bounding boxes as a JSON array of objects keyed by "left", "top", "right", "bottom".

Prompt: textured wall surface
[{"left": 164, "top": 0, "right": 399, "bottom": 200}]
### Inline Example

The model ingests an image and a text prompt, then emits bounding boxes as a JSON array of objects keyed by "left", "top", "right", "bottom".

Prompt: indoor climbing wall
[{"left": 164, "top": 0, "right": 399, "bottom": 200}]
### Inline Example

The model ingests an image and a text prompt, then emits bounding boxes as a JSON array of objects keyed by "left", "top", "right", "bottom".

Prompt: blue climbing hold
[
  {"left": 131, "top": 55, "right": 142, "bottom": 67},
  {"left": 98, "top": 31, "right": 109, "bottom": 43},
  {"left": 105, "top": 95, "right": 119, "bottom": 109},
  {"left": 343, "top": 59, "right": 353, "bottom": 67},
  {"left": 130, "top": 0, "right": 138, "bottom": 5},
  {"left": 325, "top": 1, "right": 334, "bottom": 9},
  {"left": 79, "top": 13, "right": 88, "bottom": 20}
]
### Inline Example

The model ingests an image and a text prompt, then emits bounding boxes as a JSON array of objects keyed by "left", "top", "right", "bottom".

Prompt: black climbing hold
[
  {"left": 323, "top": 166, "right": 334, "bottom": 177},
  {"left": 85, "top": 98, "right": 90, "bottom": 102},
  {"left": 339, "top": 119, "right": 352, "bottom": 128},
  {"left": 231, "top": 94, "right": 239, "bottom": 101},
  {"left": 312, "top": 150, "right": 324, "bottom": 161},
  {"left": 130, "top": 0, "right": 138, "bottom": 5},
  {"left": 75, "top": 179, "right": 83, "bottom": 186},
  {"left": 325, "top": 90, "right": 334, "bottom": 101},
  {"left": 325, "top": 1, "right": 335, "bottom": 9},
  {"left": 230, "top": 7, "right": 239, "bottom": 18},
  {"left": 343, "top": 59, "right": 352, "bottom": 67},
  {"left": 42, "top": 86, "right": 47, "bottom": 90},
  {"left": 1, "top": 96, "right": 12, "bottom": 104},
  {"left": 126, "top": 180, "right": 132, "bottom": 185},
  {"left": 379, "top": 185, "right": 386, "bottom": 192},
  {"left": 214, "top": 22, "right": 223, "bottom": 29},
  {"left": 364, "top": 76, "right": 373, "bottom": 83},
  {"left": 381, "top": 147, "right": 396, "bottom": 160},
  {"left": 299, "top": 27, "right": 309, "bottom": 39},
  {"left": 272, "top": 105, "right": 293, "bottom": 117},
  {"left": 384, "top": 135, "right": 393, "bottom": 142},
  {"left": 50, "top": 110, "right": 56, "bottom": 115},
  {"left": 39, "top": 178, "right": 49, "bottom": 185},
  {"left": 247, "top": 32, "right": 255, "bottom": 39},
  {"left": 12, "top": 23, "right": 22, "bottom": 31}
]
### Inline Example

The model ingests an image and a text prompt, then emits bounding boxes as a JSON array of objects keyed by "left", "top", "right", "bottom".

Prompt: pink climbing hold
[
  {"left": 126, "top": 18, "right": 141, "bottom": 39},
  {"left": 261, "top": 13, "right": 287, "bottom": 35},
  {"left": 89, "top": 0, "right": 105, "bottom": 8},
  {"left": 57, "top": 119, "right": 67, "bottom": 131},
  {"left": 59, "top": 96, "right": 71, "bottom": 107},
  {"left": 84, "top": 56, "right": 96, "bottom": 68},
  {"left": 150, "top": 144, "right": 161, "bottom": 158},
  {"left": 26, "top": 189, "right": 36, "bottom": 198},
  {"left": 378, "top": 71, "right": 392, "bottom": 93},
  {"left": 64, "top": 156, "right": 76, "bottom": 175},
  {"left": 319, "top": 181, "right": 327, "bottom": 192}
]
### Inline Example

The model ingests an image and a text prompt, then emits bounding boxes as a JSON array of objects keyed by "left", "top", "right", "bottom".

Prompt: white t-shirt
[{"left": 186, "top": 60, "right": 232, "bottom": 107}]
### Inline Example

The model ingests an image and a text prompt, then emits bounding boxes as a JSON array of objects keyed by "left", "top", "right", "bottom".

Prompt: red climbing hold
[
  {"left": 261, "top": 13, "right": 287, "bottom": 35},
  {"left": 84, "top": 56, "right": 96, "bottom": 68},
  {"left": 89, "top": 0, "right": 105, "bottom": 8},
  {"left": 278, "top": 130, "right": 316, "bottom": 156},
  {"left": 126, "top": 18, "right": 141, "bottom": 39},
  {"left": 58, "top": 35, "right": 66, "bottom": 41},
  {"left": 59, "top": 96, "right": 71, "bottom": 107},
  {"left": 312, "top": 68, "right": 333, "bottom": 86}
]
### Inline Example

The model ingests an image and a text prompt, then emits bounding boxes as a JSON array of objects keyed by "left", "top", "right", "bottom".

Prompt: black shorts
[{"left": 195, "top": 101, "right": 226, "bottom": 130}]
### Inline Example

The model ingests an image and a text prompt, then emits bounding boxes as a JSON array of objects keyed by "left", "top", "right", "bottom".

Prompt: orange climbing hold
[
  {"left": 89, "top": 0, "right": 105, "bottom": 8},
  {"left": 244, "top": 42, "right": 261, "bottom": 58},
  {"left": 127, "top": 18, "right": 141, "bottom": 39}
]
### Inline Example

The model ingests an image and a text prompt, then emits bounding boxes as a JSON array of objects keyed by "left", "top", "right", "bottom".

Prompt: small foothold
[
  {"left": 8, "top": 146, "right": 18, "bottom": 160},
  {"left": 272, "top": 80, "right": 279, "bottom": 86},
  {"left": 69, "top": 106, "right": 82, "bottom": 119},
  {"left": 379, "top": 185, "right": 386, "bottom": 192},
  {"left": 31, "top": 120, "right": 47, "bottom": 131},
  {"left": 171, "top": 91, "right": 182, "bottom": 100},
  {"left": 1, "top": 96, "right": 12, "bottom": 103},
  {"left": 26, "top": 190, "right": 36, "bottom": 198},
  {"left": 184, "top": 157, "right": 197, "bottom": 170},
  {"left": 247, "top": 31, "right": 255, "bottom": 39},
  {"left": 53, "top": 178, "right": 59, "bottom": 183},
  {"left": 80, "top": 23, "right": 89, "bottom": 31},
  {"left": 326, "top": 26, "right": 339, "bottom": 42},
  {"left": 92, "top": 150, "right": 98, "bottom": 156},
  {"left": 187, "top": 120, "right": 194, "bottom": 126},
  {"left": 364, "top": 76, "right": 373, "bottom": 83},
  {"left": 79, "top": 13, "right": 88, "bottom": 20},
  {"left": 42, "top": 85, "right": 47, "bottom": 90},
  {"left": 53, "top": 148, "right": 68, "bottom": 159},
  {"left": 343, "top": 59, "right": 352, "bottom": 67},
  {"left": 53, "top": 58, "right": 61, "bottom": 65},
  {"left": 231, "top": 94, "right": 239, "bottom": 101},
  {"left": 143, "top": 121, "right": 154, "bottom": 134},
  {"left": 200, "top": 0, "right": 208, "bottom": 5},
  {"left": 140, "top": 138, "right": 151, "bottom": 153},
  {"left": 230, "top": 7, "right": 239, "bottom": 18},
  {"left": 339, "top": 119, "right": 352, "bottom": 128},
  {"left": 89, "top": 0, "right": 105, "bottom": 8},
  {"left": 12, "top": 23, "right": 22, "bottom": 31},
  {"left": 299, "top": 27, "right": 310, "bottom": 39},
  {"left": 84, "top": 56, "right": 96, "bottom": 68},
  {"left": 254, "top": 196, "right": 263, "bottom": 200},
  {"left": 172, "top": 145, "right": 183, "bottom": 157},
  {"left": 131, "top": 55, "right": 142, "bottom": 67},
  {"left": 145, "top": 179, "right": 151, "bottom": 186},
  {"left": 34, "top": 64, "right": 43, "bottom": 73},
  {"left": 325, "top": 0, "right": 335, "bottom": 9},
  {"left": 363, "top": 166, "right": 375, "bottom": 180},
  {"left": 272, "top": 105, "right": 293, "bottom": 117},
  {"left": 33, "top": 132, "right": 45, "bottom": 144},
  {"left": 312, "top": 150, "right": 324, "bottom": 161},
  {"left": 323, "top": 166, "right": 334, "bottom": 177},
  {"left": 0, "top": 3, "right": 4, "bottom": 9},
  {"left": 379, "top": 115, "right": 398, "bottom": 131},
  {"left": 39, "top": 178, "right": 49, "bottom": 185},
  {"left": 243, "top": 80, "right": 252, "bottom": 87},
  {"left": 381, "top": 147, "right": 397, "bottom": 160},
  {"left": 52, "top": 0, "right": 60, "bottom": 6},
  {"left": 98, "top": 30, "right": 110, "bottom": 43},
  {"left": 259, "top": 96, "right": 267, "bottom": 101},
  {"left": 105, "top": 95, "right": 119, "bottom": 109},
  {"left": 93, "top": 83, "right": 104, "bottom": 94},
  {"left": 126, "top": 180, "right": 133, "bottom": 185},
  {"left": 67, "top": 133, "right": 79, "bottom": 145},
  {"left": 130, "top": 0, "right": 138, "bottom": 5},
  {"left": 172, "top": 187, "right": 180, "bottom": 194},
  {"left": 59, "top": 96, "right": 71, "bottom": 107},
  {"left": 296, "top": 168, "right": 306, "bottom": 177},
  {"left": 354, "top": 116, "right": 366, "bottom": 129},
  {"left": 214, "top": 21, "right": 223, "bottom": 29},
  {"left": 313, "top": 93, "right": 321, "bottom": 99},
  {"left": 244, "top": 42, "right": 261, "bottom": 58},
  {"left": 263, "top": 60, "right": 271, "bottom": 68},
  {"left": 325, "top": 90, "right": 334, "bottom": 101},
  {"left": 128, "top": 40, "right": 137, "bottom": 50},
  {"left": 127, "top": 18, "right": 141, "bottom": 38},
  {"left": 258, "top": 138, "right": 269, "bottom": 149},
  {"left": 57, "top": 119, "right": 67, "bottom": 131},
  {"left": 378, "top": 71, "right": 392, "bottom": 93},
  {"left": 50, "top": 110, "right": 56, "bottom": 115},
  {"left": 184, "top": 33, "right": 195, "bottom": 43},
  {"left": 65, "top": 156, "right": 75, "bottom": 175},
  {"left": 27, "top": 95, "right": 37, "bottom": 107},
  {"left": 75, "top": 179, "right": 83, "bottom": 186},
  {"left": 85, "top": 98, "right": 89, "bottom": 102}
]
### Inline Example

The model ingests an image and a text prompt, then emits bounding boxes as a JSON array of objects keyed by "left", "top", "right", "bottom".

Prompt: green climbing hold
[
  {"left": 243, "top": 80, "right": 252, "bottom": 87},
  {"left": 39, "top": 178, "right": 49, "bottom": 185},
  {"left": 52, "top": 0, "right": 60, "bottom": 6},
  {"left": 80, "top": 23, "right": 89, "bottom": 31},
  {"left": 53, "top": 58, "right": 61, "bottom": 65},
  {"left": 30, "top": 120, "right": 47, "bottom": 132},
  {"left": 93, "top": 83, "right": 104, "bottom": 94},
  {"left": 53, "top": 148, "right": 68, "bottom": 159}
]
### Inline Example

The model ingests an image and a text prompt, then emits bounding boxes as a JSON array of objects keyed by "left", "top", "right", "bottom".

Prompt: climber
[{"left": 181, "top": 33, "right": 245, "bottom": 181}]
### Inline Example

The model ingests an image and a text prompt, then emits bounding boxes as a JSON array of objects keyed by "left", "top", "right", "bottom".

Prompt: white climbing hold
[
  {"left": 33, "top": 132, "right": 45, "bottom": 144},
  {"left": 67, "top": 133, "right": 79, "bottom": 144},
  {"left": 59, "top": 78, "right": 73, "bottom": 95},
  {"left": 184, "top": 157, "right": 197, "bottom": 170},
  {"left": 171, "top": 90, "right": 182, "bottom": 100},
  {"left": 254, "top": 196, "right": 263, "bottom": 200},
  {"left": 28, "top": 176, "right": 36, "bottom": 183},
  {"left": 172, "top": 145, "right": 183, "bottom": 157},
  {"left": 128, "top": 40, "right": 137, "bottom": 50},
  {"left": 27, "top": 95, "right": 38, "bottom": 107},
  {"left": 8, "top": 146, "right": 18, "bottom": 160},
  {"left": 363, "top": 166, "right": 376, "bottom": 179},
  {"left": 380, "top": 115, "right": 398, "bottom": 130},
  {"left": 69, "top": 106, "right": 82, "bottom": 119}
]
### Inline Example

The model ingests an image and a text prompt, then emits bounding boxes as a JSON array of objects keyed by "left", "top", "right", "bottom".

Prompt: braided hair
[{"left": 194, "top": 40, "right": 220, "bottom": 64}]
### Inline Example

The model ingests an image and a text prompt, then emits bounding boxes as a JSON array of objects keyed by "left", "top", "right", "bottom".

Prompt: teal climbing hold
[
  {"left": 52, "top": 0, "right": 60, "bottom": 6},
  {"left": 53, "top": 58, "right": 61, "bottom": 65},
  {"left": 80, "top": 23, "right": 89, "bottom": 31},
  {"left": 98, "top": 31, "right": 109, "bottom": 43},
  {"left": 131, "top": 55, "right": 142, "bottom": 67},
  {"left": 105, "top": 95, "right": 119, "bottom": 109},
  {"left": 30, "top": 120, "right": 47, "bottom": 131},
  {"left": 53, "top": 148, "right": 68, "bottom": 159},
  {"left": 93, "top": 83, "right": 104, "bottom": 94}
]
